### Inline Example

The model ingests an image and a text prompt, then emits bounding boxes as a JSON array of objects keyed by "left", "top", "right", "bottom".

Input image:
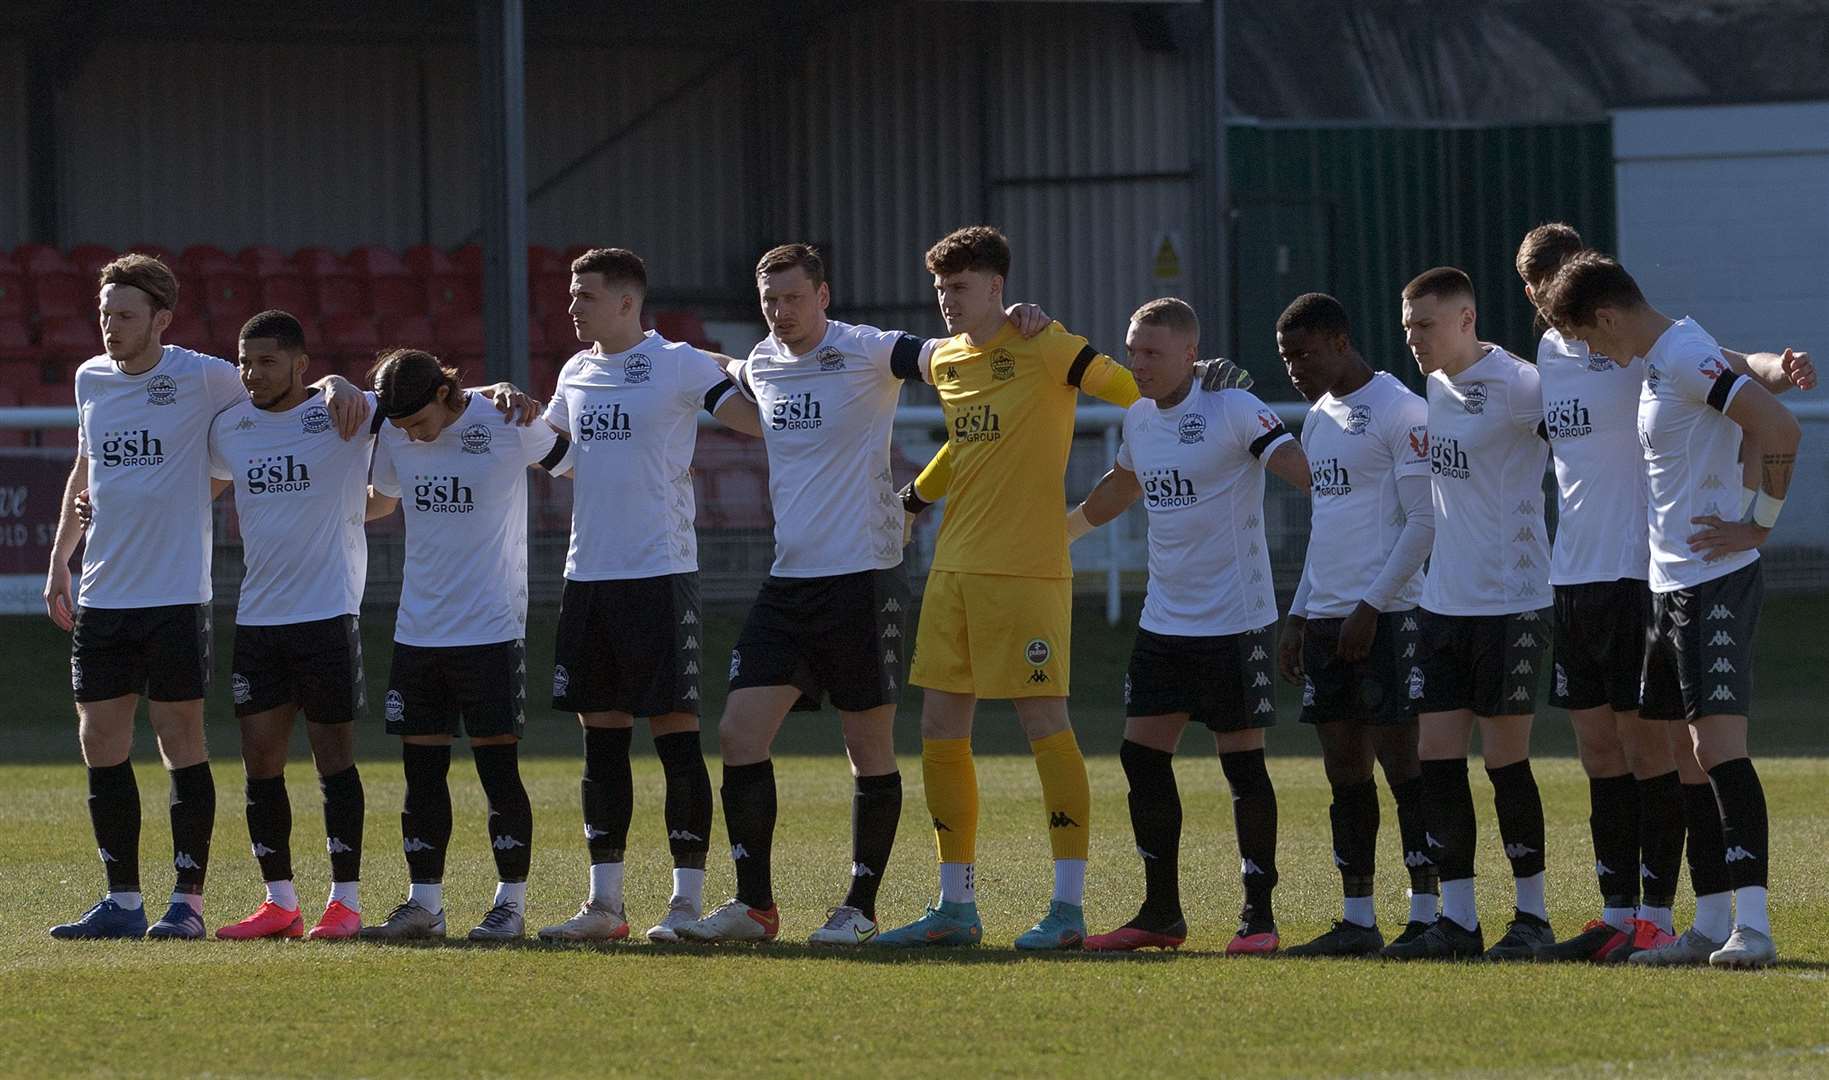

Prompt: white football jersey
[
  {"left": 731, "top": 320, "right": 930, "bottom": 577},
  {"left": 75, "top": 345, "right": 246, "bottom": 608},
  {"left": 371, "top": 394, "right": 564, "bottom": 647},
  {"left": 1639, "top": 317, "right": 1757, "bottom": 592},
  {"left": 209, "top": 390, "right": 375, "bottom": 625},
  {"left": 1300, "top": 372, "right": 1431, "bottom": 618},
  {"left": 542, "top": 333, "right": 737, "bottom": 581},
  {"left": 1116, "top": 385, "right": 1293, "bottom": 636},
  {"left": 1420, "top": 345, "right": 1552, "bottom": 616},
  {"left": 1538, "top": 328, "right": 1650, "bottom": 585}
]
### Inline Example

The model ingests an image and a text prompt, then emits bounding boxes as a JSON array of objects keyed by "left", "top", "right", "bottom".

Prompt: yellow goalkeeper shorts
[{"left": 911, "top": 570, "right": 1071, "bottom": 698}]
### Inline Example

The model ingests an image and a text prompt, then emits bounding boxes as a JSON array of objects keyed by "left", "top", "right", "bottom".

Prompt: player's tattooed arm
[
  {"left": 311, "top": 375, "right": 370, "bottom": 439},
  {"left": 1691, "top": 380, "right": 1801, "bottom": 559},
  {"left": 1068, "top": 463, "right": 1142, "bottom": 541},
  {"left": 43, "top": 455, "right": 88, "bottom": 631},
  {"left": 1262, "top": 440, "right": 1311, "bottom": 494},
  {"left": 1723, "top": 347, "right": 1815, "bottom": 394}
]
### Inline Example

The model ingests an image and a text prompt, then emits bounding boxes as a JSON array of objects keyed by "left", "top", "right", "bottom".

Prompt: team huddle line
[{"left": 42, "top": 224, "right": 1809, "bottom": 969}]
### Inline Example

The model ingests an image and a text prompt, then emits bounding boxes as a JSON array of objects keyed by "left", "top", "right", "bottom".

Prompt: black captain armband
[
  {"left": 369, "top": 407, "right": 387, "bottom": 436},
  {"left": 898, "top": 481, "right": 933, "bottom": 515},
  {"left": 1536, "top": 419, "right": 1549, "bottom": 443},
  {"left": 1248, "top": 425, "right": 1290, "bottom": 459},
  {"left": 538, "top": 434, "right": 571, "bottom": 472},
  {"left": 890, "top": 334, "right": 926, "bottom": 381},
  {"left": 1065, "top": 345, "right": 1098, "bottom": 388},
  {"left": 1707, "top": 369, "right": 1745, "bottom": 412},
  {"left": 704, "top": 379, "right": 741, "bottom": 416}
]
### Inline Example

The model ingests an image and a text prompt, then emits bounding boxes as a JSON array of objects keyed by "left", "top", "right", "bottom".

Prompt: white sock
[
  {"left": 1407, "top": 890, "right": 1437, "bottom": 924},
  {"left": 408, "top": 882, "right": 443, "bottom": 913},
  {"left": 265, "top": 879, "right": 299, "bottom": 911},
  {"left": 108, "top": 891, "right": 144, "bottom": 911},
  {"left": 1441, "top": 879, "right": 1477, "bottom": 930},
  {"left": 493, "top": 881, "right": 528, "bottom": 913},
  {"left": 171, "top": 891, "right": 204, "bottom": 915},
  {"left": 1344, "top": 896, "right": 1376, "bottom": 928},
  {"left": 1636, "top": 904, "right": 1672, "bottom": 934},
  {"left": 1693, "top": 891, "right": 1733, "bottom": 941},
  {"left": 329, "top": 881, "right": 360, "bottom": 913},
  {"left": 939, "top": 862, "right": 975, "bottom": 905},
  {"left": 589, "top": 861, "right": 624, "bottom": 909},
  {"left": 1733, "top": 885, "right": 1771, "bottom": 936},
  {"left": 1052, "top": 859, "right": 1086, "bottom": 906},
  {"left": 1601, "top": 906, "right": 1634, "bottom": 933},
  {"left": 672, "top": 867, "right": 705, "bottom": 910},
  {"left": 1514, "top": 872, "right": 1547, "bottom": 921}
]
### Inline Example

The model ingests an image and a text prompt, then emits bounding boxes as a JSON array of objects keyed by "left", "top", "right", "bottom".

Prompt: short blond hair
[{"left": 1130, "top": 296, "right": 1199, "bottom": 338}]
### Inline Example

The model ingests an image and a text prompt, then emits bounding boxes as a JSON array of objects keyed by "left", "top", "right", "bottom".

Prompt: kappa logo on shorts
[
  {"left": 1241, "top": 858, "right": 1266, "bottom": 876},
  {"left": 1028, "top": 669, "right": 1051, "bottom": 685},
  {"left": 252, "top": 843, "right": 276, "bottom": 857},
  {"left": 1400, "top": 615, "right": 1418, "bottom": 632},
  {"left": 1708, "top": 657, "right": 1736, "bottom": 674},
  {"left": 1510, "top": 659, "right": 1534, "bottom": 676},
  {"left": 683, "top": 634, "right": 699, "bottom": 649},
  {"left": 1707, "top": 605, "right": 1732, "bottom": 621},
  {"left": 684, "top": 661, "right": 699, "bottom": 675},
  {"left": 882, "top": 649, "right": 898, "bottom": 667},
  {"left": 851, "top": 861, "right": 875, "bottom": 878},
  {"left": 1252, "top": 672, "right": 1270, "bottom": 688},
  {"left": 1509, "top": 686, "right": 1531, "bottom": 702},
  {"left": 729, "top": 651, "right": 741, "bottom": 679},
  {"left": 1408, "top": 667, "right": 1424, "bottom": 700},
  {"left": 882, "top": 598, "right": 902, "bottom": 614},
  {"left": 1512, "top": 632, "right": 1539, "bottom": 648},
  {"left": 1253, "top": 698, "right": 1274, "bottom": 715},
  {"left": 552, "top": 664, "right": 570, "bottom": 697},
  {"left": 1708, "top": 685, "right": 1737, "bottom": 702},
  {"left": 1024, "top": 639, "right": 1051, "bottom": 666},
  {"left": 1708, "top": 631, "right": 1736, "bottom": 647},
  {"left": 384, "top": 690, "right": 405, "bottom": 724},
  {"left": 681, "top": 610, "right": 698, "bottom": 625},
  {"left": 1554, "top": 663, "right": 1568, "bottom": 698},
  {"left": 1301, "top": 677, "right": 1315, "bottom": 707},
  {"left": 1639, "top": 863, "right": 1659, "bottom": 881},
  {"left": 1122, "top": 675, "right": 1131, "bottom": 705},
  {"left": 146, "top": 374, "right": 178, "bottom": 406},
  {"left": 1402, "top": 643, "right": 1416, "bottom": 658},
  {"left": 231, "top": 673, "right": 252, "bottom": 705},
  {"left": 459, "top": 424, "right": 493, "bottom": 454},
  {"left": 70, "top": 657, "right": 83, "bottom": 692}
]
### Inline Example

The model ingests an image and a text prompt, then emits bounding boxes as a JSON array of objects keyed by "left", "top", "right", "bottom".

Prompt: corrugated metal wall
[
  {"left": 1228, "top": 122, "right": 1616, "bottom": 396},
  {"left": 0, "top": 38, "right": 29, "bottom": 249}
]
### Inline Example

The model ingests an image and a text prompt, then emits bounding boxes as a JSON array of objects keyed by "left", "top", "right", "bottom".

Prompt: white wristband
[
  {"left": 1739, "top": 486, "right": 1758, "bottom": 517},
  {"left": 1752, "top": 490, "right": 1784, "bottom": 529},
  {"left": 1066, "top": 506, "right": 1095, "bottom": 542}
]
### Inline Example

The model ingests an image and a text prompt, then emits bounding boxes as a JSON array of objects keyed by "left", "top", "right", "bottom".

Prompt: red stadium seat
[
  {"left": 13, "top": 244, "right": 76, "bottom": 275},
  {"left": 258, "top": 273, "right": 315, "bottom": 317},
  {"left": 368, "top": 274, "right": 424, "bottom": 318},
  {"left": 69, "top": 244, "right": 117, "bottom": 278},
  {"left": 380, "top": 314, "right": 437, "bottom": 351},
  {"left": 0, "top": 318, "right": 35, "bottom": 361},
  {"left": 125, "top": 244, "right": 173, "bottom": 265},
  {"left": 425, "top": 273, "right": 478, "bottom": 318},
  {"left": 0, "top": 385, "right": 22, "bottom": 447},
  {"left": 654, "top": 309, "right": 720, "bottom": 351},
  {"left": 23, "top": 382, "right": 78, "bottom": 445},
  {"left": 451, "top": 244, "right": 482, "bottom": 273},
  {"left": 174, "top": 274, "right": 207, "bottom": 322},
  {"left": 312, "top": 274, "right": 369, "bottom": 318},
  {"left": 201, "top": 272, "right": 260, "bottom": 325},
  {"left": 321, "top": 313, "right": 382, "bottom": 371},
  {"left": 36, "top": 315, "right": 97, "bottom": 366},
  {"left": 530, "top": 272, "right": 571, "bottom": 316},
  {"left": 29, "top": 271, "right": 91, "bottom": 320},
  {"left": 238, "top": 245, "right": 289, "bottom": 275},
  {"left": 437, "top": 313, "right": 486, "bottom": 355},
  {"left": 404, "top": 244, "right": 456, "bottom": 277},
  {"left": 346, "top": 245, "right": 410, "bottom": 277},
  {"left": 528, "top": 245, "right": 567, "bottom": 275},
  {"left": 179, "top": 245, "right": 237, "bottom": 277},
  {"left": 290, "top": 246, "right": 344, "bottom": 277},
  {"left": 0, "top": 270, "right": 26, "bottom": 319}
]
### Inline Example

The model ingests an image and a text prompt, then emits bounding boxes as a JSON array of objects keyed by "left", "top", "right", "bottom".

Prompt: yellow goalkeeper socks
[
  {"left": 1030, "top": 728, "right": 1090, "bottom": 861},
  {"left": 922, "top": 737, "right": 978, "bottom": 865}
]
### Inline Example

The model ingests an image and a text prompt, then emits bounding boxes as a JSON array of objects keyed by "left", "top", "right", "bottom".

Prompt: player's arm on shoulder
[
  {"left": 1004, "top": 303, "right": 1052, "bottom": 338},
  {"left": 311, "top": 373, "right": 372, "bottom": 439},
  {"left": 1723, "top": 347, "right": 1815, "bottom": 394},
  {"left": 472, "top": 382, "right": 540, "bottom": 426},
  {"left": 711, "top": 383, "right": 762, "bottom": 437}
]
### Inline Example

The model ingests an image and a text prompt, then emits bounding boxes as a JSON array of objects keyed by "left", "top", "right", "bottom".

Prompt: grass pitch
[{"left": 2, "top": 594, "right": 1826, "bottom": 1078}]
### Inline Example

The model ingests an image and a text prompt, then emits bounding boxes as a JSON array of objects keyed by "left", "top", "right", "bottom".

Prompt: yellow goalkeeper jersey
[{"left": 926, "top": 321, "right": 1138, "bottom": 579}]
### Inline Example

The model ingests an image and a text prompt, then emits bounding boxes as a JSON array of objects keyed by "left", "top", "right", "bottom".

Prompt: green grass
[{"left": 2, "top": 593, "right": 1827, "bottom": 1078}]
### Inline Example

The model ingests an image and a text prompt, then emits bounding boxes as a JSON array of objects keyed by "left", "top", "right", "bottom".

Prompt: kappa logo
[
  {"left": 1706, "top": 604, "right": 1733, "bottom": 621},
  {"left": 816, "top": 346, "right": 846, "bottom": 372},
  {"left": 932, "top": 817, "right": 951, "bottom": 833},
  {"left": 1251, "top": 671, "right": 1270, "bottom": 688},
  {"left": 1595, "top": 860, "right": 1615, "bottom": 878},
  {"left": 1253, "top": 698, "right": 1274, "bottom": 715},
  {"left": 882, "top": 598, "right": 902, "bottom": 614},
  {"left": 683, "top": 687, "right": 700, "bottom": 701},
  {"left": 583, "top": 824, "right": 607, "bottom": 840},
  {"left": 941, "top": 364, "right": 958, "bottom": 383},
  {"left": 851, "top": 862, "right": 875, "bottom": 878},
  {"left": 1512, "top": 633, "right": 1538, "bottom": 648},
  {"left": 681, "top": 610, "right": 699, "bottom": 625},
  {"left": 882, "top": 625, "right": 901, "bottom": 639},
  {"left": 1509, "top": 686, "right": 1531, "bottom": 702},
  {"left": 491, "top": 835, "right": 526, "bottom": 850},
  {"left": 1555, "top": 663, "right": 1568, "bottom": 698},
  {"left": 71, "top": 658, "right": 84, "bottom": 691},
  {"left": 1346, "top": 404, "right": 1372, "bottom": 435},
  {"left": 1700, "top": 474, "right": 1725, "bottom": 491},
  {"left": 146, "top": 374, "right": 178, "bottom": 406},
  {"left": 98, "top": 847, "right": 118, "bottom": 862},
  {"left": 1503, "top": 842, "right": 1539, "bottom": 859},
  {"left": 252, "top": 843, "right": 276, "bottom": 857},
  {"left": 882, "top": 649, "right": 898, "bottom": 667},
  {"left": 1514, "top": 553, "right": 1537, "bottom": 570},
  {"left": 1177, "top": 412, "right": 1207, "bottom": 444},
  {"left": 990, "top": 349, "right": 1016, "bottom": 381},
  {"left": 1425, "top": 832, "right": 1446, "bottom": 850},
  {"left": 1024, "top": 639, "right": 1051, "bottom": 666},
  {"left": 1408, "top": 667, "right": 1424, "bottom": 700},
  {"left": 1332, "top": 850, "right": 1349, "bottom": 868},
  {"left": 1513, "top": 527, "right": 1536, "bottom": 543},
  {"left": 624, "top": 353, "right": 652, "bottom": 383},
  {"left": 1245, "top": 514, "right": 1260, "bottom": 529},
  {"left": 1708, "top": 657, "right": 1736, "bottom": 674},
  {"left": 235, "top": 416, "right": 256, "bottom": 431},
  {"left": 1136, "top": 846, "right": 1158, "bottom": 861},
  {"left": 1241, "top": 858, "right": 1266, "bottom": 876},
  {"left": 1248, "top": 645, "right": 1268, "bottom": 662},
  {"left": 668, "top": 830, "right": 704, "bottom": 843},
  {"left": 1462, "top": 383, "right": 1487, "bottom": 414},
  {"left": 1301, "top": 677, "right": 1316, "bottom": 707},
  {"left": 1511, "top": 659, "right": 1534, "bottom": 676},
  {"left": 1028, "top": 669, "right": 1051, "bottom": 685},
  {"left": 1639, "top": 863, "right": 1659, "bottom": 881},
  {"left": 1516, "top": 499, "right": 1537, "bottom": 515},
  {"left": 1708, "top": 685, "right": 1737, "bottom": 702},
  {"left": 402, "top": 837, "right": 437, "bottom": 853},
  {"left": 384, "top": 690, "right": 405, "bottom": 723},
  {"left": 552, "top": 664, "right": 570, "bottom": 697},
  {"left": 1724, "top": 845, "right": 1758, "bottom": 863},
  {"left": 1404, "top": 850, "right": 1435, "bottom": 868},
  {"left": 1400, "top": 615, "right": 1418, "bottom": 632},
  {"left": 1122, "top": 674, "right": 1131, "bottom": 705},
  {"left": 173, "top": 852, "right": 201, "bottom": 869},
  {"left": 326, "top": 837, "right": 353, "bottom": 854},
  {"left": 1708, "top": 631, "right": 1736, "bottom": 647},
  {"left": 459, "top": 423, "right": 493, "bottom": 454},
  {"left": 1048, "top": 811, "right": 1080, "bottom": 829},
  {"left": 1402, "top": 643, "right": 1416, "bottom": 658},
  {"left": 729, "top": 651, "right": 741, "bottom": 679},
  {"left": 683, "top": 635, "right": 699, "bottom": 649},
  {"left": 302, "top": 405, "right": 332, "bottom": 434},
  {"left": 684, "top": 661, "right": 699, "bottom": 676}
]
